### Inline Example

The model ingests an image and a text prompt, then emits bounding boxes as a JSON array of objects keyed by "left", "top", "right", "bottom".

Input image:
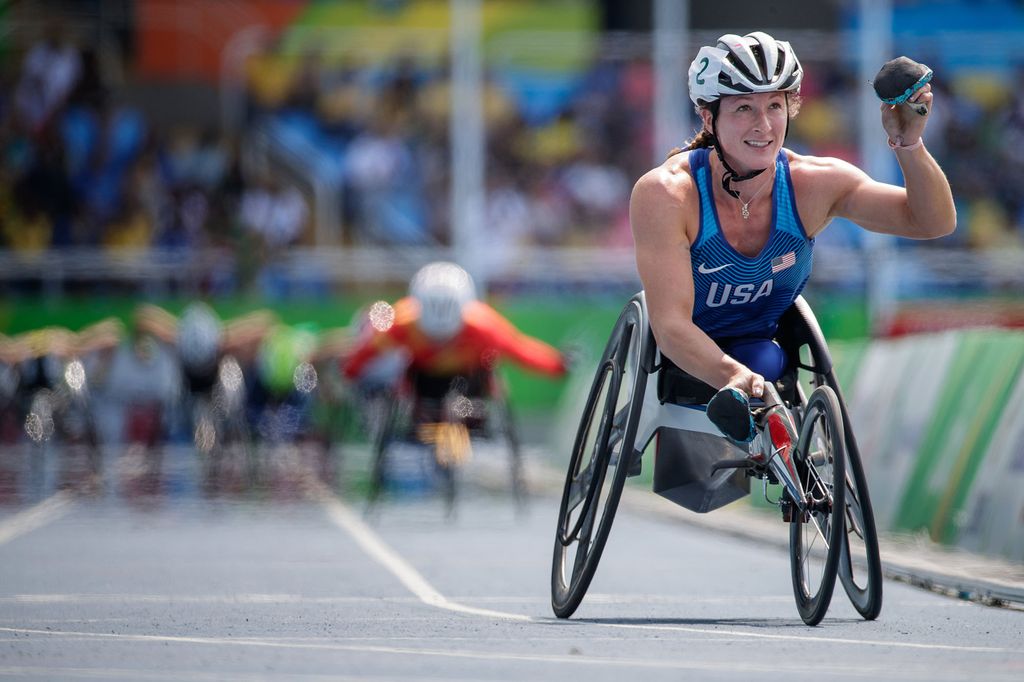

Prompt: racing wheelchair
[
  {"left": 368, "top": 368, "right": 524, "bottom": 516},
  {"left": 551, "top": 292, "right": 882, "bottom": 626}
]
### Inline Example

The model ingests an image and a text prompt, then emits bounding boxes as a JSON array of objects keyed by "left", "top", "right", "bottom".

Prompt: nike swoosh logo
[{"left": 697, "top": 263, "right": 732, "bottom": 274}]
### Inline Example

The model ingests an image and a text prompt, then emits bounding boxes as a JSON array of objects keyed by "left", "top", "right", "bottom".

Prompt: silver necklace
[{"left": 739, "top": 168, "right": 776, "bottom": 220}]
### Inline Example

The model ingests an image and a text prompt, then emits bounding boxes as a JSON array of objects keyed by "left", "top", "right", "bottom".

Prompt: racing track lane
[{"left": 0, "top": 476, "right": 1022, "bottom": 681}]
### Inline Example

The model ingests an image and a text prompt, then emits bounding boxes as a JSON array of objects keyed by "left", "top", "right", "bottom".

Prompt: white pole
[
  {"left": 858, "top": 0, "right": 894, "bottom": 185},
  {"left": 449, "top": 0, "right": 486, "bottom": 291},
  {"left": 653, "top": 0, "right": 690, "bottom": 165},
  {"left": 857, "top": 0, "right": 896, "bottom": 335}
]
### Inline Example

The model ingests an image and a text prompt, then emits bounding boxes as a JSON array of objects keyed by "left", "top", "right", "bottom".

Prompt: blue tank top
[{"left": 688, "top": 147, "right": 814, "bottom": 339}]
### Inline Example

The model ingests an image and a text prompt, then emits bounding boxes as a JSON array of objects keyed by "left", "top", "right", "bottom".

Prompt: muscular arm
[
  {"left": 222, "top": 309, "right": 277, "bottom": 363},
  {"left": 342, "top": 330, "right": 391, "bottom": 379},
  {"left": 472, "top": 302, "right": 566, "bottom": 377},
  {"left": 312, "top": 327, "right": 354, "bottom": 363},
  {"left": 630, "top": 169, "right": 764, "bottom": 396},
  {"left": 823, "top": 148, "right": 956, "bottom": 239},
  {"left": 134, "top": 304, "right": 178, "bottom": 345},
  {"left": 823, "top": 87, "right": 955, "bottom": 239},
  {"left": 76, "top": 317, "right": 124, "bottom": 354}
]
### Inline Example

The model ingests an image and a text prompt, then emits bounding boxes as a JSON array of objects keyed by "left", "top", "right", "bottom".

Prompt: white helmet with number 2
[{"left": 688, "top": 31, "right": 803, "bottom": 107}]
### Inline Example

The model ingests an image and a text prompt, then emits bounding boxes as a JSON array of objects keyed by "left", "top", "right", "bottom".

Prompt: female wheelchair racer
[
  {"left": 552, "top": 29, "right": 953, "bottom": 625},
  {"left": 551, "top": 291, "right": 882, "bottom": 626},
  {"left": 344, "top": 262, "right": 569, "bottom": 513}
]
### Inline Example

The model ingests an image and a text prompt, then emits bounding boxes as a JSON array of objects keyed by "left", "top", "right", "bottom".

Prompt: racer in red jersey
[
  {"left": 345, "top": 262, "right": 567, "bottom": 507},
  {"left": 343, "top": 262, "right": 568, "bottom": 395}
]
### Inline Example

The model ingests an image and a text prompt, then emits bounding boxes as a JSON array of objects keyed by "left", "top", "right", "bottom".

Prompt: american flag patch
[{"left": 771, "top": 251, "right": 796, "bottom": 274}]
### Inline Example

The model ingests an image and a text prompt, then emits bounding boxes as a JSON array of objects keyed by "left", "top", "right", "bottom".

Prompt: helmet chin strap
[{"left": 711, "top": 116, "right": 765, "bottom": 199}]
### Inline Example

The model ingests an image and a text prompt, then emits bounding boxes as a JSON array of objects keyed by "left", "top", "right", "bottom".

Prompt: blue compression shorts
[{"left": 717, "top": 337, "right": 788, "bottom": 382}]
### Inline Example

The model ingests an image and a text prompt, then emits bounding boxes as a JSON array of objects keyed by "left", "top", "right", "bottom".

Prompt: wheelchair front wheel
[
  {"left": 492, "top": 393, "right": 527, "bottom": 510},
  {"left": 789, "top": 385, "right": 846, "bottom": 626},
  {"left": 366, "top": 398, "right": 403, "bottom": 508},
  {"left": 551, "top": 297, "right": 648, "bottom": 619}
]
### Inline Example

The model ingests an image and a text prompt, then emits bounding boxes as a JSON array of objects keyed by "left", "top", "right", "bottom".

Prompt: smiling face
[{"left": 701, "top": 91, "right": 790, "bottom": 174}]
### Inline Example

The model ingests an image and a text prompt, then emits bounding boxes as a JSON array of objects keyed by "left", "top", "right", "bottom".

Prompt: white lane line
[
  {"left": 0, "top": 491, "right": 75, "bottom": 546},
  {"left": 0, "top": 667, "right": 254, "bottom": 681},
  {"left": 4, "top": 614, "right": 1011, "bottom": 656},
  {"left": 315, "top": 491, "right": 530, "bottom": 621},
  {"left": 588, "top": 621, "right": 1017, "bottom": 653},
  {"left": 0, "top": 627, "right": 957, "bottom": 676},
  {"left": 0, "top": 665, "right": 422, "bottom": 681},
  {"left": 310, "top": 489, "right": 1020, "bottom": 655},
  {"left": 0, "top": 594, "right": 422, "bottom": 605},
  {"left": 0, "top": 593, "right": 796, "bottom": 606}
]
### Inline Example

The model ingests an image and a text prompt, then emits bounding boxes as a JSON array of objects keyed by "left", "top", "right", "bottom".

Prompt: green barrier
[
  {"left": 827, "top": 339, "right": 869, "bottom": 392},
  {"left": 804, "top": 293, "right": 870, "bottom": 342},
  {"left": 846, "top": 334, "right": 960, "bottom": 530},
  {"left": 894, "top": 331, "right": 1024, "bottom": 543},
  {"left": 0, "top": 297, "right": 371, "bottom": 334},
  {"left": 956, "top": 371, "right": 1024, "bottom": 561},
  {"left": 0, "top": 292, "right": 869, "bottom": 338},
  {"left": 1, "top": 292, "right": 868, "bottom": 413},
  {"left": 497, "top": 298, "right": 621, "bottom": 409},
  {"left": 0, "top": 295, "right": 623, "bottom": 410}
]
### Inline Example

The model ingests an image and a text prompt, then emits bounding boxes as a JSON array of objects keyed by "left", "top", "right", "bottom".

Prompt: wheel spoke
[
  {"left": 570, "top": 539, "right": 590, "bottom": 582},
  {"left": 801, "top": 459, "right": 827, "bottom": 500},
  {"left": 571, "top": 495, "right": 599, "bottom": 568},
  {"left": 566, "top": 458, "right": 595, "bottom": 511},
  {"left": 606, "top": 405, "right": 628, "bottom": 450},
  {"left": 802, "top": 525, "right": 818, "bottom": 563},
  {"left": 802, "top": 479, "right": 834, "bottom": 551},
  {"left": 807, "top": 512, "right": 832, "bottom": 553},
  {"left": 801, "top": 522, "right": 825, "bottom": 593}
]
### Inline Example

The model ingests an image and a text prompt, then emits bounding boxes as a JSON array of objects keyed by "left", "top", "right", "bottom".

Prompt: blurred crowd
[
  {"left": 0, "top": 21, "right": 312, "bottom": 297},
  {"left": 243, "top": 47, "right": 645, "bottom": 251},
  {"left": 3, "top": 21, "right": 1024, "bottom": 279}
]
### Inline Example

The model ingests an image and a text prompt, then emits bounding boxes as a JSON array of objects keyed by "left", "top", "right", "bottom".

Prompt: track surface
[{"left": 1, "top": 447, "right": 1022, "bottom": 681}]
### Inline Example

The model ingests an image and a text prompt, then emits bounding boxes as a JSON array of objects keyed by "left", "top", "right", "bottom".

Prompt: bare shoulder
[
  {"left": 786, "top": 149, "right": 868, "bottom": 189},
  {"left": 632, "top": 154, "right": 695, "bottom": 202},
  {"left": 784, "top": 150, "right": 872, "bottom": 233},
  {"left": 630, "top": 153, "right": 699, "bottom": 243}
]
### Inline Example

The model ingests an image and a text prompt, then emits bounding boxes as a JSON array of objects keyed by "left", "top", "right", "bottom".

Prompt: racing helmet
[
  {"left": 409, "top": 262, "right": 476, "bottom": 342},
  {"left": 177, "top": 302, "right": 222, "bottom": 373},
  {"left": 688, "top": 31, "right": 803, "bottom": 107}
]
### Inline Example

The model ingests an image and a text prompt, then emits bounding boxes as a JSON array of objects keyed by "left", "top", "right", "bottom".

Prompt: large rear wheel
[
  {"left": 837, "top": 429, "right": 883, "bottom": 619},
  {"left": 789, "top": 385, "right": 846, "bottom": 626},
  {"left": 551, "top": 298, "right": 648, "bottom": 618}
]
